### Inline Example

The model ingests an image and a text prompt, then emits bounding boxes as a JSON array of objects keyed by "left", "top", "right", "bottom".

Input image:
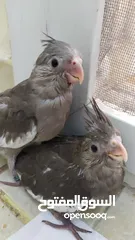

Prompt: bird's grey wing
[
  {"left": 15, "top": 144, "right": 90, "bottom": 202},
  {"left": 44, "top": 135, "right": 85, "bottom": 163},
  {"left": 0, "top": 99, "right": 37, "bottom": 149}
]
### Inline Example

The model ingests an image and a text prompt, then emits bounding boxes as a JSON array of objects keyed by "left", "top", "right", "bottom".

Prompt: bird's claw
[{"left": 42, "top": 210, "right": 91, "bottom": 240}]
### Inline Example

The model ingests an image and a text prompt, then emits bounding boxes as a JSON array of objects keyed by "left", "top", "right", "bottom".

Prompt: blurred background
[{"left": 0, "top": 0, "right": 14, "bottom": 92}]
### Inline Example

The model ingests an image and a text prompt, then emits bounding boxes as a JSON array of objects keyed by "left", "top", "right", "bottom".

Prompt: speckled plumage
[{"left": 15, "top": 99, "right": 127, "bottom": 209}]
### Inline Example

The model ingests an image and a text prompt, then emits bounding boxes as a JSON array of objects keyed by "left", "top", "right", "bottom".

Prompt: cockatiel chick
[
  {"left": 0, "top": 34, "right": 84, "bottom": 181},
  {"left": 0, "top": 99, "right": 128, "bottom": 240}
]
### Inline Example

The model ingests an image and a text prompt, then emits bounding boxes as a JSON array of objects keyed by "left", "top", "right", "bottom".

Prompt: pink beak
[
  {"left": 108, "top": 136, "right": 128, "bottom": 162},
  {"left": 65, "top": 57, "right": 84, "bottom": 84}
]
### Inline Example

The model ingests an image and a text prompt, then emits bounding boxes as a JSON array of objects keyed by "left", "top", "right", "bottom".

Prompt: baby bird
[
  {"left": 0, "top": 99, "right": 128, "bottom": 240},
  {"left": 0, "top": 34, "right": 84, "bottom": 181}
]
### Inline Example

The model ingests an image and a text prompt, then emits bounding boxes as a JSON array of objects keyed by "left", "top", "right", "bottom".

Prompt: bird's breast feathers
[{"left": 35, "top": 92, "right": 72, "bottom": 141}]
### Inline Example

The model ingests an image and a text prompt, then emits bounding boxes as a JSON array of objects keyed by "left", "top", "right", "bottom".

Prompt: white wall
[
  {"left": 0, "top": 0, "right": 11, "bottom": 60},
  {"left": 6, "top": 0, "right": 105, "bottom": 134},
  {"left": 0, "top": 0, "right": 14, "bottom": 91}
]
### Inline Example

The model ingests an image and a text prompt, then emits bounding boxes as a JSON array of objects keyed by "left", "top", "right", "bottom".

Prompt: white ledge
[{"left": 96, "top": 98, "right": 135, "bottom": 126}]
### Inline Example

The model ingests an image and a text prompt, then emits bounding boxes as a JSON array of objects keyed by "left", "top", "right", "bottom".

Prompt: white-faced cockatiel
[
  {"left": 0, "top": 34, "right": 84, "bottom": 181},
  {"left": 1, "top": 99, "right": 128, "bottom": 240}
]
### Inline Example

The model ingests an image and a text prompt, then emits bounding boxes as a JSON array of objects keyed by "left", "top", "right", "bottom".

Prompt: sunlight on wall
[{"left": 0, "top": 0, "right": 14, "bottom": 91}]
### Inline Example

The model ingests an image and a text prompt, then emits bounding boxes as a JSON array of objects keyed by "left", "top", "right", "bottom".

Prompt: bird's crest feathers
[
  {"left": 84, "top": 98, "right": 113, "bottom": 134},
  {"left": 41, "top": 32, "right": 56, "bottom": 47}
]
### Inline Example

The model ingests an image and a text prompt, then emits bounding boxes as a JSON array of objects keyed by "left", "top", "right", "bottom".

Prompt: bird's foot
[
  {"left": 11, "top": 168, "right": 20, "bottom": 182},
  {"left": 0, "top": 180, "right": 20, "bottom": 187},
  {"left": 7, "top": 158, "right": 20, "bottom": 182},
  {"left": 0, "top": 164, "right": 20, "bottom": 186},
  {"left": 10, "top": 170, "right": 20, "bottom": 182},
  {"left": 13, "top": 174, "right": 20, "bottom": 182},
  {"left": 42, "top": 210, "right": 91, "bottom": 240}
]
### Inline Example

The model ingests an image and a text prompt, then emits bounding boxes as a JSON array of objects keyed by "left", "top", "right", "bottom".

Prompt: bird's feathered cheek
[
  {"left": 64, "top": 71, "right": 83, "bottom": 85},
  {"left": 60, "top": 72, "right": 72, "bottom": 88}
]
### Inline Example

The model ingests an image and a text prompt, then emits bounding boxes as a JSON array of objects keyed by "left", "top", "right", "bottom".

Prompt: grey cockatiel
[
  {"left": 0, "top": 34, "right": 84, "bottom": 180},
  {"left": 1, "top": 99, "right": 127, "bottom": 240}
]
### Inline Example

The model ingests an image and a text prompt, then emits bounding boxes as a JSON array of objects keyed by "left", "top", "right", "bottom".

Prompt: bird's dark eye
[
  {"left": 91, "top": 144, "right": 98, "bottom": 153},
  {"left": 51, "top": 58, "right": 59, "bottom": 68}
]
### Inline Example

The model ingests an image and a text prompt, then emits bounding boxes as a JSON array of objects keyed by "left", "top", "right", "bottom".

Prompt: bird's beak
[
  {"left": 66, "top": 57, "right": 84, "bottom": 85},
  {"left": 108, "top": 137, "right": 128, "bottom": 162}
]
